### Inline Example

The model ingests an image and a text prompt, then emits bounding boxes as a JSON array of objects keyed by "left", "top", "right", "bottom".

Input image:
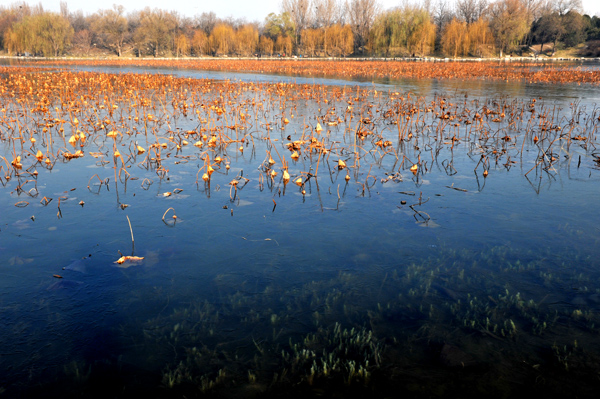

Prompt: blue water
[{"left": 0, "top": 62, "right": 599, "bottom": 397}]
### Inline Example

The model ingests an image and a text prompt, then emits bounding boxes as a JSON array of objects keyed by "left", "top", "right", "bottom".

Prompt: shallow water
[{"left": 0, "top": 62, "right": 599, "bottom": 397}]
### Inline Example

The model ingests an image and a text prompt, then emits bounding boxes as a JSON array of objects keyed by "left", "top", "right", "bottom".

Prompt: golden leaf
[{"left": 68, "top": 135, "right": 78, "bottom": 147}]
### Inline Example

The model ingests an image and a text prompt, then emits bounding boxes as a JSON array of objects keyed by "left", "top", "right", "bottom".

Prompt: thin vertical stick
[{"left": 126, "top": 215, "right": 135, "bottom": 254}]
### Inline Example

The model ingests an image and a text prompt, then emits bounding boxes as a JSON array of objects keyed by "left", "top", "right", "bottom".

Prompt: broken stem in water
[{"left": 126, "top": 215, "right": 135, "bottom": 254}]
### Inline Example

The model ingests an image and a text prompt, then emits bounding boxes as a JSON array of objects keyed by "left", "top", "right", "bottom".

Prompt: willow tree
[
  {"left": 235, "top": 24, "right": 259, "bottom": 56},
  {"left": 370, "top": 9, "right": 409, "bottom": 57},
  {"left": 3, "top": 18, "right": 32, "bottom": 55},
  {"left": 191, "top": 29, "right": 208, "bottom": 56},
  {"left": 406, "top": 8, "right": 436, "bottom": 56},
  {"left": 468, "top": 18, "right": 494, "bottom": 56},
  {"left": 174, "top": 34, "right": 189, "bottom": 57},
  {"left": 208, "top": 23, "right": 235, "bottom": 55},
  {"left": 0, "top": 3, "right": 30, "bottom": 52},
  {"left": 5, "top": 12, "right": 73, "bottom": 56},
  {"left": 301, "top": 28, "right": 321, "bottom": 56},
  {"left": 39, "top": 12, "right": 73, "bottom": 56},
  {"left": 259, "top": 35, "right": 274, "bottom": 55},
  {"left": 441, "top": 18, "right": 469, "bottom": 57},
  {"left": 323, "top": 24, "right": 353, "bottom": 56},
  {"left": 275, "top": 35, "right": 293, "bottom": 55}
]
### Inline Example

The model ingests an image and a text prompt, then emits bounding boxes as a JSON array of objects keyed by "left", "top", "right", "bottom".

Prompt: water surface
[{"left": 0, "top": 62, "right": 599, "bottom": 398}]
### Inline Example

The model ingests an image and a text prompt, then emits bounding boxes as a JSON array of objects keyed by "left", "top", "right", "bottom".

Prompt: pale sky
[{"left": 40, "top": 0, "right": 600, "bottom": 22}]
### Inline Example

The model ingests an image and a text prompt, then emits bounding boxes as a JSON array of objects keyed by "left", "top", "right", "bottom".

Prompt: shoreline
[{"left": 2, "top": 55, "right": 600, "bottom": 63}]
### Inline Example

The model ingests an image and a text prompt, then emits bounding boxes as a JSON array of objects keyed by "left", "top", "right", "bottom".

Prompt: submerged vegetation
[
  {"left": 8, "top": 244, "right": 600, "bottom": 397},
  {"left": 0, "top": 58, "right": 599, "bottom": 397}
]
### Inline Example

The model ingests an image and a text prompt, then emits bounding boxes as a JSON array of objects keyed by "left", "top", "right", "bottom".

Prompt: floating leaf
[{"left": 115, "top": 255, "right": 144, "bottom": 265}]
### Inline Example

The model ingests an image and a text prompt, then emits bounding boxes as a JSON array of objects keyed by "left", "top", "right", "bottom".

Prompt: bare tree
[
  {"left": 91, "top": 5, "right": 128, "bottom": 56},
  {"left": 456, "top": 0, "right": 489, "bottom": 24},
  {"left": 133, "top": 8, "right": 178, "bottom": 57},
  {"left": 59, "top": 1, "right": 68, "bottom": 19},
  {"left": 72, "top": 28, "right": 93, "bottom": 55},
  {"left": 68, "top": 9, "right": 89, "bottom": 33},
  {"left": 313, "top": 0, "right": 344, "bottom": 27},
  {"left": 552, "top": 0, "right": 583, "bottom": 16},
  {"left": 523, "top": 0, "right": 548, "bottom": 22},
  {"left": 348, "top": 0, "right": 380, "bottom": 54},
  {"left": 195, "top": 12, "right": 218, "bottom": 35},
  {"left": 522, "top": 0, "right": 547, "bottom": 46},
  {"left": 281, "top": 0, "right": 313, "bottom": 50},
  {"left": 433, "top": 0, "right": 455, "bottom": 33},
  {"left": 488, "top": 0, "right": 529, "bottom": 56}
]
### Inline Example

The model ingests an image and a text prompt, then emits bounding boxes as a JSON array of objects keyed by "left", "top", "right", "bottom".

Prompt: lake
[{"left": 1, "top": 59, "right": 599, "bottom": 398}]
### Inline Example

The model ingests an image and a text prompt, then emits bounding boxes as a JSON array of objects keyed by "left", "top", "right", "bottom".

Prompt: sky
[{"left": 40, "top": 0, "right": 600, "bottom": 22}]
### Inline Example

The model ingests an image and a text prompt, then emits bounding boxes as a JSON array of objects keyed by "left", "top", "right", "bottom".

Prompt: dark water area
[{"left": 0, "top": 61, "right": 599, "bottom": 398}]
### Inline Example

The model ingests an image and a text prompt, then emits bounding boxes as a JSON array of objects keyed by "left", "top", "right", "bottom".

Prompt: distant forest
[{"left": 1, "top": 0, "right": 599, "bottom": 58}]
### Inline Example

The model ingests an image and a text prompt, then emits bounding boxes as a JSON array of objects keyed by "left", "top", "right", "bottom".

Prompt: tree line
[{"left": 0, "top": 0, "right": 598, "bottom": 58}]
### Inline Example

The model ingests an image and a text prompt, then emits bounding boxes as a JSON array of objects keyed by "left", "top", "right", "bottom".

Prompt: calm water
[{"left": 1, "top": 61, "right": 599, "bottom": 398}]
